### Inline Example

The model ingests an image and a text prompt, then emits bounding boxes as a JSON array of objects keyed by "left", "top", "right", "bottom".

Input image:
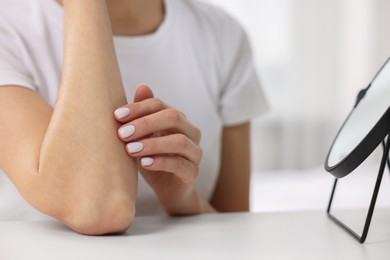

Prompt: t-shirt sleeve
[
  {"left": 218, "top": 19, "right": 268, "bottom": 126},
  {"left": 0, "top": 18, "right": 38, "bottom": 91}
]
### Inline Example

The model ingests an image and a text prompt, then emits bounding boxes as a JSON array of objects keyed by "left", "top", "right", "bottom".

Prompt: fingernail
[
  {"left": 141, "top": 157, "right": 154, "bottom": 167},
  {"left": 126, "top": 142, "right": 144, "bottom": 153},
  {"left": 114, "top": 108, "right": 131, "bottom": 119},
  {"left": 118, "top": 125, "right": 135, "bottom": 139}
]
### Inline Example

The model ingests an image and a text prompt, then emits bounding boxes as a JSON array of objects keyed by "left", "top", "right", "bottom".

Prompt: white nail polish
[
  {"left": 114, "top": 108, "right": 131, "bottom": 119},
  {"left": 141, "top": 157, "right": 154, "bottom": 167},
  {"left": 126, "top": 142, "right": 144, "bottom": 153},
  {"left": 118, "top": 125, "right": 135, "bottom": 139}
]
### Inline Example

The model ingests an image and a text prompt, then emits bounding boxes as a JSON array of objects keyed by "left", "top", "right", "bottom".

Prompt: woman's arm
[
  {"left": 211, "top": 123, "right": 251, "bottom": 212},
  {"left": 0, "top": 0, "right": 137, "bottom": 235}
]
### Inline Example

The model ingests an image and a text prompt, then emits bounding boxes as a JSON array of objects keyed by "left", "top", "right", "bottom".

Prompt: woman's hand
[{"left": 114, "top": 85, "right": 209, "bottom": 215}]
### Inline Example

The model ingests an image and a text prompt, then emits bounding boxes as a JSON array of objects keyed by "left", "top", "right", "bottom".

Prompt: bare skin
[
  {"left": 0, "top": 0, "right": 252, "bottom": 234},
  {"left": 57, "top": 0, "right": 165, "bottom": 36}
]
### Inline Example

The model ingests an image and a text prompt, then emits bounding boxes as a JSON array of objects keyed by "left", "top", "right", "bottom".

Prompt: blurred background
[{"left": 203, "top": 0, "right": 390, "bottom": 212}]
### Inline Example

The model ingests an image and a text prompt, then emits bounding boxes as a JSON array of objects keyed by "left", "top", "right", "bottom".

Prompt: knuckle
[
  {"left": 193, "top": 126, "right": 202, "bottom": 143},
  {"left": 178, "top": 110, "right": 187, "bottom": 119},
  {"left": 196, "top": 147, "right": 203, "bottom": 162},
  {"left": 166, "top": 108, "right": 182, "bottom": 124},
  {"left": 151, "top": 98, "right": 165, "bottom": 110},
  {"left": 177, "top": 134, "right": 191, "bottom": 150},
  {"left": 176, "top": 156, "right": 187, "bottom": 170}
]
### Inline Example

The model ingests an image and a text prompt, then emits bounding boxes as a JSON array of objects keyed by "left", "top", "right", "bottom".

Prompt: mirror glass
[{"left": 326, "top": 58, "right": 390, "bottom": 174}]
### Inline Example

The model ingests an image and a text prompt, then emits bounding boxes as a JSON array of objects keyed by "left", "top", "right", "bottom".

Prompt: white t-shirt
[{"left": 0, "top": 0, "right": 267, "bottom": 219}]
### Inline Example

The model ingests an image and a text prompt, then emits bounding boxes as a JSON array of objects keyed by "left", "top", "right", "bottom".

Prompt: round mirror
[{"left": 325, "top": 57, "right": 390, "bottom": 178}]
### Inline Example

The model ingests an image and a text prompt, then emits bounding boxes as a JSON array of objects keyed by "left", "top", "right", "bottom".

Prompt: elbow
[
  {"left": 31, "top": 166, "right": 137, "bottom": 235},
  {"left": 62, "top": 196, "right": 136, "bottom": 235}
]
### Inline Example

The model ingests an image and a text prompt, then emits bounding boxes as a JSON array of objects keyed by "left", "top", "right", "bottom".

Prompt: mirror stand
[{"left": 327, "top": 135, "right": 390, "bottom": 243}]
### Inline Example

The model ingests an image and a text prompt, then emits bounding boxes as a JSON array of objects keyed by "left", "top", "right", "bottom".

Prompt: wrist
[{"left": 165, "top": 189, "right": 217, "bottom": 216}]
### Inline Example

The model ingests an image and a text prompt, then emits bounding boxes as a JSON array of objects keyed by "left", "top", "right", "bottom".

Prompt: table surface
[{"left": 1, "top": 210, "right": 390, "bottom": 260}]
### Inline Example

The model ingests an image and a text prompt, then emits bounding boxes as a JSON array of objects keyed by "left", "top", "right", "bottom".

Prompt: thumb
[{"left": 134, "top": 84, "right": 154, "bottom": 103}]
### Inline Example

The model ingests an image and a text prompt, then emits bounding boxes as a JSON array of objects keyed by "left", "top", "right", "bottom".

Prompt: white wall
[{"left": 203, "top": 0, "right": 390, "bottom": 170}]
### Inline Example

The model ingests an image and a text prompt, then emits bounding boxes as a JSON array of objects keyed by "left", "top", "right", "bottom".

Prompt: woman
[{"left": 0, "top": 0, "right": 267, "bottom": 235}]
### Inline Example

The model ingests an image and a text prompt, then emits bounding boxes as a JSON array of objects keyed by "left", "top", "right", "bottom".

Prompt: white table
[{"left": 1, "top": 210, "right": 390, "bottom": 260}]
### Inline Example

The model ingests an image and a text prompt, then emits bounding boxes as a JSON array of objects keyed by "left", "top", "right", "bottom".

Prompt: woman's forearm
[
  {"left": 59, "top": 0, "right": 127, "bottom": 106},
  {"left": 31, "top": 0, "right": 137, "bottom": 234}
]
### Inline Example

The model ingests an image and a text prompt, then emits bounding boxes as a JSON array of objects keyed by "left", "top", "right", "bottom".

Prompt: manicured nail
[
  {"left": 126, "top": 142, "right": 144, "bottom": 153},
  {"left": 118, "top": 125, "right": 135, "bottom": 139},
  {"left": 114, "top": 107, "right": 131, "bottom": 119},
  {"left": 141, "top": 157, "right": 154, "bottom": 167}
]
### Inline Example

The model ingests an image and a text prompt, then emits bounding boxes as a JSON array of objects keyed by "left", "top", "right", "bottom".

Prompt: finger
[
  {"left": 134, "top": 84, "right": 154, "bottom": 102},
  {"left": 125, "top": 134, "right": 203, "bottom": 164},
  {"left": 140, "top": 155, "right": 199, "bottom": 184},
  {"left": 114, "top": 84, "right": 155, "bottom": 122},
  {"left": 114, "top": 97, "right": 171, "bottom": 123},
  {"left": 118, "top": 108, "right": 202, "bottom": 144}
]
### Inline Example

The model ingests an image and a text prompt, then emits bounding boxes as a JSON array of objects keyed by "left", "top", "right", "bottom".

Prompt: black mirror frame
[{"left": 325, "top": 57, "right": 390, "bottom": 178}]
